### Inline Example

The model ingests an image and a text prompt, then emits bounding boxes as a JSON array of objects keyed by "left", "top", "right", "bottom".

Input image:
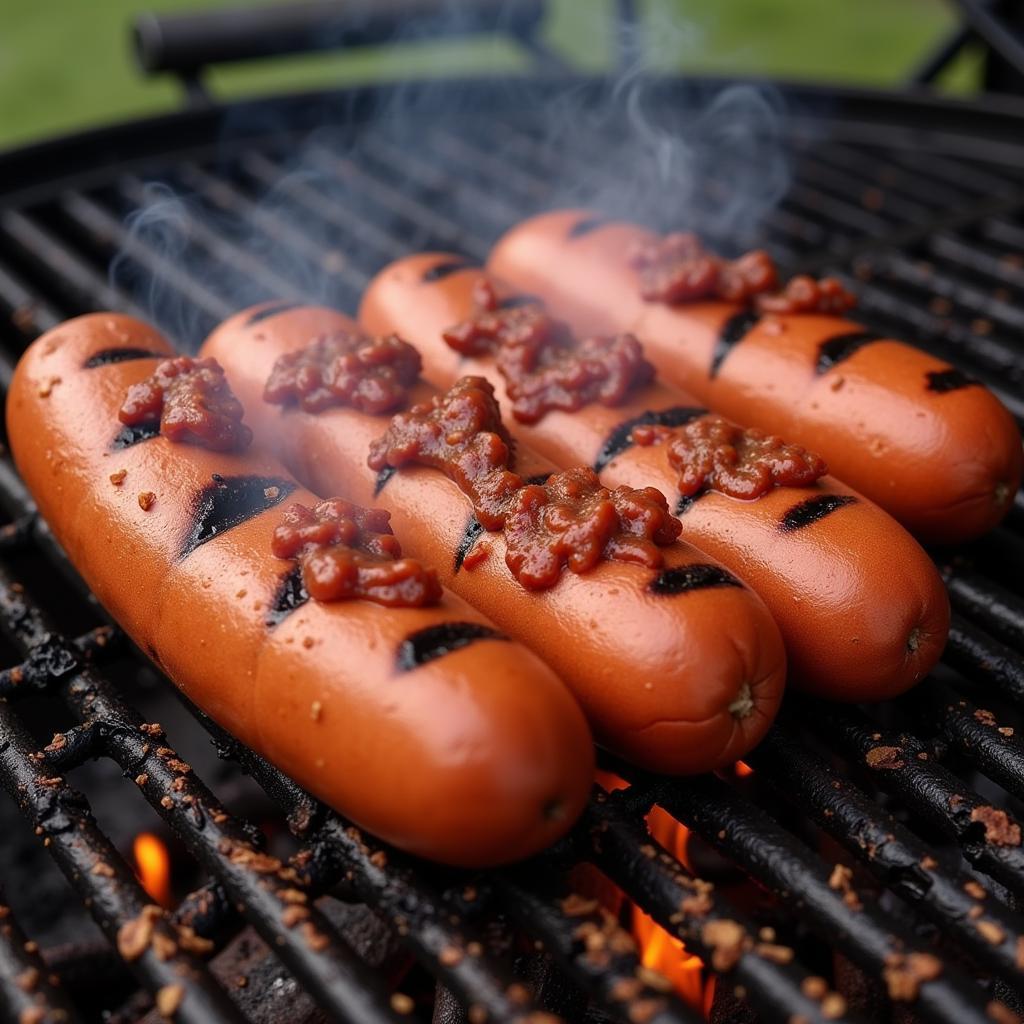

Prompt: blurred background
[{"left": 0, "top": 0, "right": 977, "bottom": 149}]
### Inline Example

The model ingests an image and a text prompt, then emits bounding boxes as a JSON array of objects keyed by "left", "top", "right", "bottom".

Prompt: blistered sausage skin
[
  {"left": 358, "top": 254, "right": 950, "bottom": 703},
  {"left": 486, "top": 211, "right": 1024, "bottom": 545},
  {"left": 7, "top": 313, "right": 595, "bottom": 867},
  {"left": 202, "top": 305, "right": 787, "bottom": 775}
]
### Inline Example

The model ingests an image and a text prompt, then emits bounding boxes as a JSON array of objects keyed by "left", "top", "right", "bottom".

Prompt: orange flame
[
  {"left": 598, "top": 767, "right": 762, "bottom": 1017},
  {"left": 634, "top": 907, "right": 712, "bottom": 1013},
  {"left": 133, "top": 832, "right": 172, "bottom": 908},
  {"left": 634, "top": 805, "right": 715, "bottom": 1016}
]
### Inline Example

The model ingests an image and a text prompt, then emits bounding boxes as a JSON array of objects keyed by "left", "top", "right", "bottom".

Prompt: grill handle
[{"left": 133, "top": 0, "right": 574, "bottom": 102}]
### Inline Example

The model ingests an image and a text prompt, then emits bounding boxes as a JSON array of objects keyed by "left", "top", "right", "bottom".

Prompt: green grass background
[{"left": 0, "top": 0, "right": 977, "bottom": 150}]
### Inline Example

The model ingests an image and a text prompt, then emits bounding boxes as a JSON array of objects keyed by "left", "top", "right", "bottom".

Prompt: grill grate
[{"left": 0, "top": 78, "right": 1023, "bottom": 1023}]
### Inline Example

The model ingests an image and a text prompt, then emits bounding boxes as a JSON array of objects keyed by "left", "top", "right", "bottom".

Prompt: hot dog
[
  {"left": 487, "top": 211, "right": 1024, "bottom": 545},
  {"left": 358, "top": 254, "right": 950, "bottom": 702},
  {"left": 201, "top": 305, "right": 787, "bottom": 774},
  {"left": 7, "top": 312, "right": 595, "bottom": 867}
]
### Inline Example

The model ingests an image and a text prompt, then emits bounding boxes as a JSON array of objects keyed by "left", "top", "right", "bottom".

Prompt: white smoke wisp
[{"left": 107, "top": 1, "right": 798, "bottom": 344}]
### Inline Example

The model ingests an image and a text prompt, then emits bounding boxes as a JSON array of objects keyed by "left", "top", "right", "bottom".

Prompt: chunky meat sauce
[
  {"left": 120, "top": 356, "right": 252, "bottom": 452},
  {"left": 272, "top": 499, "right": 441, "bottom": 607},
  {"left": 444, "top": 280, "right": 653, "bottom": 424},
  {"left": 369, "top": 376, "right": 680, "bottom": 590},
  {"left": 633, "top": 415, "right": 827, "bottom": 500},
  {"left": 368, "top": 376, "right": 520, "bottom": 530},
  {"left": 629, "top": 233, "right": 856, "bottom": 313},
  {"left": 264, "top": 331, "right": 421, "bottom": 415},
  {"left": 756, "top": 275, "right": 856, "bottom": 315},
  {"left": 504, "top": 468, "right": 681, "bottom": 589}
]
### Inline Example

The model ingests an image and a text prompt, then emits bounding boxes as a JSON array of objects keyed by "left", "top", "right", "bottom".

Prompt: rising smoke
[{"left": 110, "top": 0, "right": 794, "bottom": 347}]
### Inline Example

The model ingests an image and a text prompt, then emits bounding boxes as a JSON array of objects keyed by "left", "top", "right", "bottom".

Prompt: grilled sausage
[
  {"left": 7, "top": 312, "right": 595, "bottom": 867},
  {"left": 358, "top": 254, "right": 950, "bottom": 702},
  {"left": 487, "top": 211, "right": 1024, "bottom": 545},
  {"left": 201, "top": 304, "right": 787, "bottom": 774}
]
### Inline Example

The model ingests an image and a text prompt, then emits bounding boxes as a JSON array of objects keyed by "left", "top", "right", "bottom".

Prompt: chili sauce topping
[
  {"left": 503, "top": 467, "right": 681, "bottom": 590},
  {"left": 271, "top": 498, "right": 441, "bottom": 607},
  {"left": 120, "top": 356, "right": 252, "bottom": 452},
  {"left": 629, "top": 233, "right": 855, "bottom": 314},
  {"left": 368, "top": 375, "right": 520, "bottom": 530},
  {"left": 369, "top": 376, "right": 681, "bottom": 590},
  {"left": 264, "top": 331, "right": 421, "bottom": 415},
  {"left": 633, "top": 415, "right": 827, "bottom": 501},
  {"left": 443, "top": 280, "right": 654, "bottom": 424}
]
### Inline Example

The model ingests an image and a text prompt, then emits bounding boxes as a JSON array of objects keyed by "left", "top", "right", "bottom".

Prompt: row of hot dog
[{"left": 7, "top": 210, "right": 1021, "bottom": 867}]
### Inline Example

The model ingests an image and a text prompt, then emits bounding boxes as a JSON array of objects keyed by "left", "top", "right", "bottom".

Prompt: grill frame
[{"left": 0, "top": 74, "right": 1023, "bottom": 1024}]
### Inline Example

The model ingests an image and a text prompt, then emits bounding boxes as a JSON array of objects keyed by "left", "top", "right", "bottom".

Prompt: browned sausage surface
[
  {"left": 8, "top": 313, "right": 595, "bottom": 866},
  {"left": 487, "top": 211, "right": 1023, "bottom": 544},
  {"left": 203, "top": 305, "right": 788, "bottom": 774},
  {"left": 359, "top": 255, "right": 950, "bottom": 702}
]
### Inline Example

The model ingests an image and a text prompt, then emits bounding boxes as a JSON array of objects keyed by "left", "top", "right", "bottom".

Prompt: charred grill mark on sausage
[
  {"left": 815, "top": 331, "right": 883, "bottom": 375},
  {"left": 84, "top": 347, "right": 162, "bottom": 368},
  {"left": 180, "top": 475, "right": 295, "bottom": 559},
  {"left": 454, "top": 514, "right": 485, "bottom": 572},
  {"left": 926, "top": 367, "right": 978, "bottom": 393},
  {"left": 499, "top": 294, "right": 544, "bottom": 309},
  {"left": 592, "top": 407, "right": 707, "bottom": 473},
  {"left": 649, "top": 564, "right": 742, "bottom": 595},
  {"left": 374, "top": 465, "right": 396, "bottom": 496},
  {"left": 422, "top": 259, "right": 476, "bottom": 283},
  {"left": 675, "top": 489, "right": 709, "bottom": 516},
  {"left": 396, "top": 622, "right": 508, "bottom": 671},
  {"left": 454, "top": 474, "right": 549, "bottom": 571},
  {"left": 246, "top": 302, "right": 303, "bottom": 326},
  {"left": 266, "top": 566, "right": 309, "bottom": 627},
  {"left": 567, "top": 215, "right": 612, "bottom": 239},
  {"left": 780, "top": 493, "right": 857, "bottom": 532},
  {"left": 710, "top": 311, "right": 760, "bottom": 378},
  {"left": 110, "top": 422, "right": 160, "bottom": 449}
]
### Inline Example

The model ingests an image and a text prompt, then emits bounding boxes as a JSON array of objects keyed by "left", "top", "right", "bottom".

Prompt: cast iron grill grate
[{"left": 0, "top": 79, "right": 1022, "bottom": 1023}]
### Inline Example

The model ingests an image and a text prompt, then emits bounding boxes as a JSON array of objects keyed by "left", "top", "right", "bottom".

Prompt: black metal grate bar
[
  {"left": 807, "top": 702, "right": 1024, "bottom": 897},
  {"left": 0, "top": 891, "right": 81, "bottom": 1024},
  {"left": 0, "top": 558, "right": 405, "bottom": 1024},
  {"left": 641, "top": 770, "right": 997, "bottom": 1024},
  {"left": 749, "top": 721, "right": 1024, "bottom": 987},
  {"left": 578, "top": 788, "right": 865, "bottom": 1024}
]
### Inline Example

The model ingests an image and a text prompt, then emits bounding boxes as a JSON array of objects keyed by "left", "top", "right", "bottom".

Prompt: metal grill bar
[
  {"left": 808, "top": 703, "right": 1024, "bottom": 896},
  {"left": 0, "top": 893, "right": 81, "bottom": 1024},
  {"left": 202, "top": 720, "right": 565, "bottom": 1023},
  {"left": 644, "top": 770, "right": 997, "bottom": 1024},
  {"left": 0, "top": 560, "right": 405, "bottom": 1024},
  {"left": 946, "top": 615, "right": 1024, "bottom": 706},
  {"left": 750, "top": 722, "right": 1024, "bottom": 986},
  {"left": 579, "top": 787, "right": 864, "bottom": 1024}
]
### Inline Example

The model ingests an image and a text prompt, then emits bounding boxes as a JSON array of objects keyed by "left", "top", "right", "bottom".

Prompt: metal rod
[{"left": 750, "top": 722, "right": 1024, "bottom": 987}]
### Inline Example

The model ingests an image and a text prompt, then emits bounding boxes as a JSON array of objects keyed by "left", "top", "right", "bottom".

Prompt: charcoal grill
[{"left": 2, "top": 3, "right": 1024, "bottom": 1023}]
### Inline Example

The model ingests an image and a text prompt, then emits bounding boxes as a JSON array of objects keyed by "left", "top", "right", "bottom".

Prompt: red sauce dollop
[
  {"left": 633, "top": 415, "right": 827, "bottom": 500},
  {"left": 443, "top": 281, "right": 654, "bottom": 424},
  {"left": 271, "top": 499, "right": 441, "bottom": 607},
  {"left": 368, "top": 376, "right": 521, "bottom": 530},
  {"left": 504, "top": 468, "right": 681, "bottom": 590},
  {"left": 755, "top": 275, "right": 856, "bottom": 315},
  {"left": 628, "top": 233, "right": 777, "bottom": 304},
  {"left": 120, "top": 356, "right": 252, "bottom": 452},
  {"left": 629, "top": 233, "right": 856, "bottom": 314},
  {"left": 370, "top": 376, "right": 680, "bottom": 590},
  {"left": 264, "top": 331, "right": 421, "bottom": 415}
]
